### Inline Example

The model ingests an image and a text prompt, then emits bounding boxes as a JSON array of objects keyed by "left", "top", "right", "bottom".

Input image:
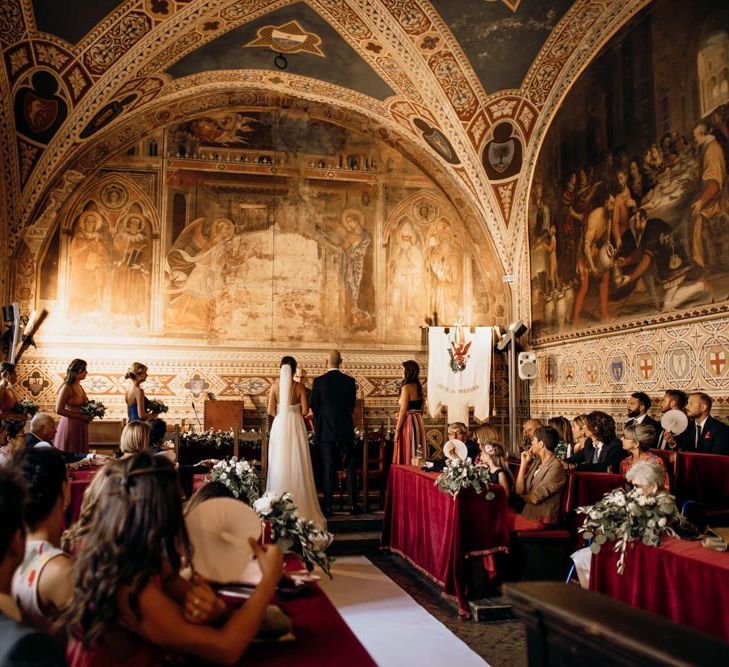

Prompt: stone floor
[{"left": 368, "top": 553, "right": 528, "bottom": 667}]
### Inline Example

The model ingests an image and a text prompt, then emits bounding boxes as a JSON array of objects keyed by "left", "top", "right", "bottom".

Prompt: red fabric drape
[
  {"left": 675, "top": 452, "right": 729, "bottom": 509},
  {"left": 590, "top": 537, "right": 729, "bottom": 642},
  {"left": 381, "top": 465, "right": 509, "bottom": 616},
  {"left": 66, "top": 469, "right": 98, "bottom": 525}
]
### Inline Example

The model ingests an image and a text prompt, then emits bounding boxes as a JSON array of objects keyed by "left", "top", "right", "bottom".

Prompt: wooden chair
[
  {"left": 362, "top": 429, "right": 389, "bottom": 512},
  {"left": 88, "top": 420, "right": 125, "bottom": 456}
]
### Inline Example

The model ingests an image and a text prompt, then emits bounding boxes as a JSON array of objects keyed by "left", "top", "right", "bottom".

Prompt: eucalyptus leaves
[
  {"left": 254, "top": 491, "right": 334, "bottom": 576},
  {"left": 578, "top": 486, "right": 681, "bottom": 574},
  {"left": 435, "top": 458, "right": 496, "bottom": 500},
  {"left": 80, "top": 400, "right": 106, "bottom": 420}
]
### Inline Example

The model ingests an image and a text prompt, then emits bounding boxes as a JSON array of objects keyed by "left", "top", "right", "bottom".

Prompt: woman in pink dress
[
  {"left": 55, "top": 359, "right": 91, "bottom": 453},
  {"left": 393, "top": 360, "right": 425, "bottom": 465}
]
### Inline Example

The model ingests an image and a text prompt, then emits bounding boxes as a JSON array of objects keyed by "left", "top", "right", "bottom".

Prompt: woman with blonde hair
[
  {"left": 473, "top": 423, "right": 512, "bottom": 496},
  {"left": 571, "top": 414, "right": 588, "bottom": 454},
  {"left": 120, "top": 420, "right": 150, "bottom": 458},
  {"left": 124, "top": 362, "right": 160, "bottom": 421},
  {"left": 55, "top": 359, "right": 91, "bottom": 454}
]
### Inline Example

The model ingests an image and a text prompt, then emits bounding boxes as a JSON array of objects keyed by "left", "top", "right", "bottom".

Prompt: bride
[{"left": 266, "top": 356, "right": 326, "bottom": 528}]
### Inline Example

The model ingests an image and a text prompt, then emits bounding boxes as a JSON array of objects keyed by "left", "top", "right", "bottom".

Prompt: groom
[{"left": 310, "top": 350, "right": 359, "bottom": 517}]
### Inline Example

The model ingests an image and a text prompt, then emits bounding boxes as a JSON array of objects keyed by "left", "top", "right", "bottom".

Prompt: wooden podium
[{"left": 203, "top": 400, "right": 244, "bottom": 431}]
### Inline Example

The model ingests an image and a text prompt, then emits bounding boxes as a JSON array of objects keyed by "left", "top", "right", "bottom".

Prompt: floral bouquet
[
  {"left": 554, "top": 441, "right": 569, "bottom": 460},
  {"left": 146, "top": 399, "right": 169, "bottom": 414},
  {"left": 254, "top": 491, "right": 334, "bottom": 576},
  {"left": 577, "top": 486, "right": 681, "bottom": 574},
  {"left": 210, "top": 457, "right": 260, "bottom": 505},
  {"left": 13, "top": 398, "right": 39, "bottom": 416},
  {"left": 80, "top": 400, "right": 106, "bottom": 420},
  {"left": 435, "top": 458, "right": 496, "bottom": 500},
  {"left": 179, "top": 428, "right": 234, "bottom": 449}
]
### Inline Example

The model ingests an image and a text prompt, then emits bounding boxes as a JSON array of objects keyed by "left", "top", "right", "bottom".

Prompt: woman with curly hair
[
  {"left": 62, "top": 453, "right": 283, "bottom": 666},
  {"left": 473, "top": 424, "right": 512, "bottom": 496},
  {"left": 0, "top": 419, "right": 26, "bottom": 467},
  {"left": 564, "top": 411, "right": 626, "bottom": 472},
  {"left": 393, "top": 360, "right": 425, "bottom": 464}
]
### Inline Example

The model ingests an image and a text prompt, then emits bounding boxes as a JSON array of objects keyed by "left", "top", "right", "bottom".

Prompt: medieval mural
[
  {"left": 39, "top": 110, "right": 503, "bottom": 345},
  {"left": 530, "top": 0, "right": 729, "bottom": 339}
]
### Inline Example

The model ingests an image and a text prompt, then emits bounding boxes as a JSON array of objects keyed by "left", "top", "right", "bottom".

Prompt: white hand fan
[
  {"left": 443, "top": 439, "right": 468, "bottom": 461},
  {"left": 185, "top": 498, "right": 262, "bottom": 583},
  {"left": 661, "top": 409, "right": 689, "bottom": 435}
]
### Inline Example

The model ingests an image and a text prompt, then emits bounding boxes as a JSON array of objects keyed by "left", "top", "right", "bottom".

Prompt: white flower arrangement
[
  {"left": 13, "top": 398, "right": 39, "bottom": 416},
  {"left": 435, "top": 457, "right": 496, "bottom": 500},
  {"left": 180, "top": 428, "right": 234, "bottom": 449},
  {"left": 577, "top": 486, "right": 681, "bottom": 574},
  {"left": 209, "top": 456, "right": 260, "bottom": 505},
  {"left": 146, "top": 398, "right": 169, "bottom": 414},
  {"left": 254, "top": 490, "right": 334, "bottom": 576},
  {"left": 79, "top": 400, "right": 106, "bottom": 420}
]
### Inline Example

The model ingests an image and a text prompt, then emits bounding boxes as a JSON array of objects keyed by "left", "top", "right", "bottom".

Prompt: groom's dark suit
[{"left": 310, "top": 369, "right": 357, "bottom": 514}]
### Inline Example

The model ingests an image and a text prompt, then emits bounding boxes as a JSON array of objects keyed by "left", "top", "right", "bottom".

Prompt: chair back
[
  {"left": 675, "top": 451, "right": 729, "bottom": 511},
  {"left": 649, "top": 448, "right": 678, "bottom": 487}
]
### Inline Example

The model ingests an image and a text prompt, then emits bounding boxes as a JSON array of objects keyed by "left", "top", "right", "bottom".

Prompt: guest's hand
[
  {"left": 519, "top": 450, "right": 531, "bottom": 466},
  {"left": 664, "top": 430, "right": 677, "bottom": 449},
  {"left": 250, "top": 539, "right": 284, "bottom": 584},
  {"left": 184, "top": 574, "right": 225, "bottom": 625}
]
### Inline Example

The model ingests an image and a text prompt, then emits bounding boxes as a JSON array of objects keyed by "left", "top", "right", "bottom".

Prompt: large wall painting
[
  {"left": 38, "top": 110, "right": 505, "bottom": 346},
  {"left": 529, "top": 0, "right": 729, "bottom": 340}
]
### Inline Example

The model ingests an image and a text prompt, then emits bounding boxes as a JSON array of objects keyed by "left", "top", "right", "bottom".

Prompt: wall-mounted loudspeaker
[{"left": 518, "top": 351, "right": 537, "bottom": 380}]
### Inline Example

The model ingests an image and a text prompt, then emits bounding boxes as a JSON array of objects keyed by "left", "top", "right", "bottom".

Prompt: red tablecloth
[
  {"left": 67, "top": 469, "right": 99, "bottom": 525},
  {"left": 381, "top": 464, "right": 509, "bottom": 616},
  {"left": 243, "top": 557, "right": 376, "bottom": 667},
  {"left": 590, "top": 536, "right": 729, "bottom": 642}
]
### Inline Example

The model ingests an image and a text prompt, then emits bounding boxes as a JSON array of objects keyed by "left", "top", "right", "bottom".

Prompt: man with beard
[
  {"left": 625, "top": 392, "right": 660, "bottom": 447},
  {"left": 656, "top": 389, "right": 692, "bottom": 451}
]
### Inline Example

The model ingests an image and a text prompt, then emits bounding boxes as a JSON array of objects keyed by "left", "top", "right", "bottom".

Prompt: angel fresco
[{"left": 165, "top": 217, "right": 236, "bottom": 333}]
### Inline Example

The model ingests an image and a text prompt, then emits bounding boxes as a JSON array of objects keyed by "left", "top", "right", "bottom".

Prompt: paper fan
[
  {"left": 661, "top": 409, "right": 689, "bottom": 435},
  {"left": 443, "top": 439, "right": 468, "bottom": 461},
  {"left": 185, "top": 498, "right": 262, "bottom": 583}
]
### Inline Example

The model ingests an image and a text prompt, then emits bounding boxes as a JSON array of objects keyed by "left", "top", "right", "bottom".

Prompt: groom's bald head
[{"left": 328, "top": 350, "right": 342, "bottom": 368}]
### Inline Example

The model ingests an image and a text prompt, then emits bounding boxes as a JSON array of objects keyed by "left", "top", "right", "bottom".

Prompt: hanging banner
[{"left": 427, "top": 325, "right": 493, "bottom": 425}]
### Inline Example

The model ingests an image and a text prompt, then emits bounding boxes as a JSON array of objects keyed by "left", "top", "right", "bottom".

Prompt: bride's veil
[{"left": 278, "top": 363, "right": 293, "bottom": 417}]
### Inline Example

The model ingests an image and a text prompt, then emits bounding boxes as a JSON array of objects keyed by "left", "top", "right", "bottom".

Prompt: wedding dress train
[{"left": 266, "top": 365, "right": 326, "bottom": 528}]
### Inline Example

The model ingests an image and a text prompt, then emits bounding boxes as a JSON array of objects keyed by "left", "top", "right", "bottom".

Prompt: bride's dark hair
[
  {"left": 280, "top": 356, "right": 297, "bottom": 374},
  {"left": 60, "top": 452, "right": 190, "bottom": 645}
]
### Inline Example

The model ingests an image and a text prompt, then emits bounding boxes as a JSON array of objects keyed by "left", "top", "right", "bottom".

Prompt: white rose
[
  {"left": 637, "top": 495, "right": 647, "bottom": 506},
  {"left": 615, "top": 495, "right": 626, "bottom": 507},
  {"left": 254, "top": 495, "right": 274, "bottom": 515},
  {"left": 658, "top": 517, "right": 667, "bottom": 527}
]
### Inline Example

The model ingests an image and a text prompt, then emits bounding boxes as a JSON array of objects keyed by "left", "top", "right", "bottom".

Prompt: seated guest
[
  {"left": 119, "top": 420, "right": 151, "bottom": 458},
  {"left": 565, "top": 411, "right": 627, "bottom": 472},
  {"left": 657, "top": 389, "right": 691, "bottom": 450},
  {"left": 625, "top": 458, "right": 668, "bottom": 495},
  {"left": 25, "top": 412, "right": 88, "bottom": 465},
  {"left": 0, "top": 420, "right": 26, "bottom": 467},
  {"left": 625, "top": 392, "right": 660, "bottom": 445},
  {"left": 11, "top": 447, "right": 73, "bottom": 633},
  {"left": 430, "top": 422, "right": 479, "bottom": 471},
  {"left": 61, "top": 460, "right": 122, "bottom": 555},
  {"left": 619, "top": 423, "right": 670, "bottom": 490},
  {"left": 686, "top": 392, "right": 729, "bottom": 455},
  {"left": 510, "top": 426, "right": 566, "bottom": 531},
  {"left": 548, "top": 416, "right": 574, "bottom": 455},
  {"left": 62, "top": 453, "right": 284, "bottom": 666},
  {"left": 148, "top": 418, "right": 176, "bottom": 463},
  {"left": 571, "top": 414, "right": 588, "bottom": 454},
  {"left": 473, "top": 425, "right": 512, "bottom": 496},
  {"left": 522, "top": 418, "right": 542, "bottom": 450},
  {"left": 0, "top": 467, "right": 66, "bottom": 666},
  {"left": 0, "top": 363, "right": 24, "bottom": 421}
]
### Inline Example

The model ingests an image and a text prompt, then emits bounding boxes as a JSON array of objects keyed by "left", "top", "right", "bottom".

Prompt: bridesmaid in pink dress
[{"left": 55, "top": 359, "right": 91, "bottom": 453}]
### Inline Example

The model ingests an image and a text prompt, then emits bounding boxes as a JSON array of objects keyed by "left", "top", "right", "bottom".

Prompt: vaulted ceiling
[{"left": 0, "top": 0, "right": 650, "bottom": 287}]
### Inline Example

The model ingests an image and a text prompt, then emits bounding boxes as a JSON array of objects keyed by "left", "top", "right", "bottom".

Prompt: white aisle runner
[{"left": 318, "top": 556, "right": 489, "bottom": 667}]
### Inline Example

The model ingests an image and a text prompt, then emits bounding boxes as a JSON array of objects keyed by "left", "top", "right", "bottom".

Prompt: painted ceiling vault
[{"left": 0, "top": 0, "right": 654, "bottom": 301}]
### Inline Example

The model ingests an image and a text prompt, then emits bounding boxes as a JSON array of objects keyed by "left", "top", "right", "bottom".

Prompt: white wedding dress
[{"left": 266, "top": 365, "right": 326, "bottom": 528}]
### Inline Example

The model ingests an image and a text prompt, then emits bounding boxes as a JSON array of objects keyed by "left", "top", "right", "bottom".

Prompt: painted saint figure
[{"left": 67, "top": 210, "right": 109, "bottom": 317}]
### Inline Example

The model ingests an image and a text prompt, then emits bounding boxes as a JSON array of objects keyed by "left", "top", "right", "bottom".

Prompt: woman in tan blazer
[{"left": 509, "top": 425, "right": 567, "bottom": 531}]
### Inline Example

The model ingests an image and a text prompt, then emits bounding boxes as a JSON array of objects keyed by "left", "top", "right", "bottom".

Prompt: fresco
[
  {"left": 530, "top": 0, "right": 729, "bottom": 338},
  {"left": 40, "top": 110, "right": 504, "bottom": 345}
]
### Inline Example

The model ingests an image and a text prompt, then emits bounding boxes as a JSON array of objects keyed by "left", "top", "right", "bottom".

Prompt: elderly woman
[
  {"left": 620, "top": 423, "right": 670, "bottom": 490},
  {"left": 625, "top": 458, "right": 669, "bottom": 496}
]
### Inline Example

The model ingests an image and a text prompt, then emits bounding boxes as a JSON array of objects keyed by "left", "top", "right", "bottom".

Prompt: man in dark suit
[
  {"left": 310, "top": 350, "right": 358, "bottom": 516},
  {"left": 565, "top": 411, "right": 627, "bottom": 472},
  {"left": 25, "top": 413, "right": 87, "bottom": 464},
  {"left": 686, "top": 392, "right": 729, "bottom": 455},
  {"left": 0, "top": 468, "right": 66, "bottom": 666},
  {"left": 625, "top": 392, "right": 660, "bottom": 447},
  {"left": 657, "top": 389, "right": 694, "bottom": 450}
]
